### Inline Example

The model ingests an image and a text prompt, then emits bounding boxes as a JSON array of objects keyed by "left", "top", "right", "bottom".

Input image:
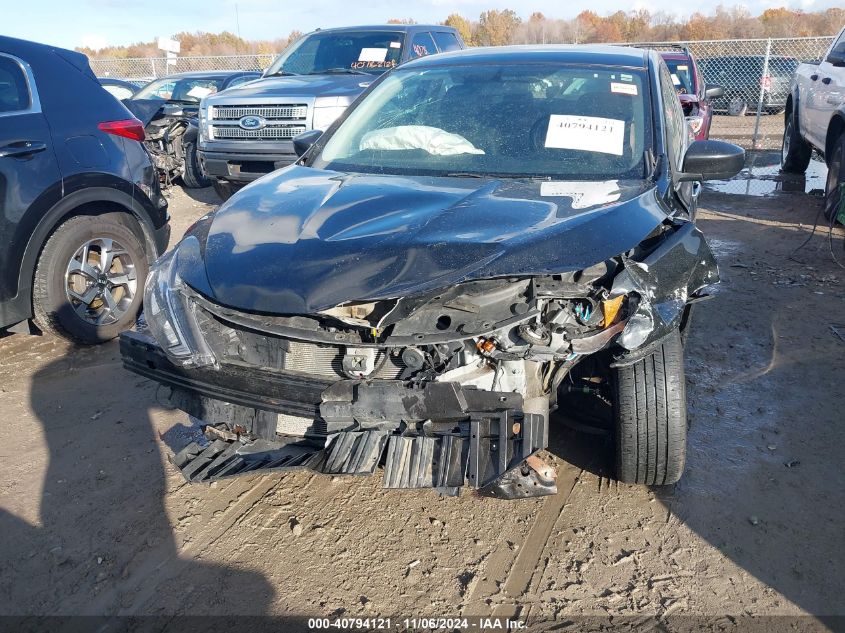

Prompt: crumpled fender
[{"left": 610, "top": 221, "right": 718, "bottom": 361}]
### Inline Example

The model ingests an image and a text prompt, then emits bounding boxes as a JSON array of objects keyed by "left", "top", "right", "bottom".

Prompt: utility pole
[{"left": 235, "top": 3, "right": 242, "bottom": 52}]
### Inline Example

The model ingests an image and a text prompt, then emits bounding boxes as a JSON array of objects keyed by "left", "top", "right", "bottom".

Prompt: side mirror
[
  {"left": 827, "top": 50, "right": 845, "bottom": 67},
  {"left": 704, "top": 84, "right": 724, "bottom": 99},
  {"left": 293, "top": 129, "right": 323, "bottom": 157},
  {"left": 679, "top": 140, "right": 745, "bottom": 181}
]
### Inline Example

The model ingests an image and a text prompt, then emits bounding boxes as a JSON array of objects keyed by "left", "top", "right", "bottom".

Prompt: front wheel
[
  {"left": 780, "top": 110, "right": 811, "bottom": 174},
  {"left": 181, "top": 142, "right": 211, "bottom": 189},
  {"left": 612, "top": 330, "right": 687, "bottom": 486},
  {"left": 824, "top": 133, "right": 845, "bottom": 223},
  {"left": 32, "top": 213, "right": 149, "bottom": 344}
]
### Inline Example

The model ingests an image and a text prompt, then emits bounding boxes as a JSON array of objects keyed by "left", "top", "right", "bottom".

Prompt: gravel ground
[{"left": 0, "top": 163, "right": 843, "bottom": 631}]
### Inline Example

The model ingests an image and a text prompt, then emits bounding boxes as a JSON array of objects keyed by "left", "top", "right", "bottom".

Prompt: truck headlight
[
  {"left": 143, "top": 249, "right": 215, "bottom": 368},
  {"left": 312, "top": 105, "right": 347, "bottom": 132},
  {"left": 199, "top": 104, "right": 211, "bottom": 142}
]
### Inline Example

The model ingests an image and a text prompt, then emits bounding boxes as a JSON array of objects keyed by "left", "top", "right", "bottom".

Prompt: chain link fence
[
  {"left": 89, "top": 36, "right": 835, "bottom": 149},
  {"left": 90, "top": 54, "right": 275, "bottom": 82},
  {"left": 637, "top": 36, "right": 834, "bottom": 150}
]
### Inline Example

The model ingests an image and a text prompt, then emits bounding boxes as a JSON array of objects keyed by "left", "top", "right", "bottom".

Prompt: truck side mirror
[
  {"left": 827, "top": 44, "right": 845, "bottom": 67},
  {"left": 293, "top": 129, "right": 323, "bottom": 157},
  {"left": 704, "top": 84, "right": 724, "bottom": 99},
  {"left": 678, "top": 140, "right": 745, "bottom": 181}
]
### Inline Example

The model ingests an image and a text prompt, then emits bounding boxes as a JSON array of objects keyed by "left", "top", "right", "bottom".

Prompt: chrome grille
[
  {"left": 213, "top": 125, "right": 306, "bottom": 139},
  {"left": 212, "top": 104, "right": 307, "bottom": 120}
]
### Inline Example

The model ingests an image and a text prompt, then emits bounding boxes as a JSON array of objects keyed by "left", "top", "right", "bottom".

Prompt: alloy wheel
[{"left": 64, "top": 237, "right": 138, "bottom": 326}]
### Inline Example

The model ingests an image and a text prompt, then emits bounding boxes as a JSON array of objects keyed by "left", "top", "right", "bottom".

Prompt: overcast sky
[{"left": 3, "top": 0, "right": 840, "bottom": 50}]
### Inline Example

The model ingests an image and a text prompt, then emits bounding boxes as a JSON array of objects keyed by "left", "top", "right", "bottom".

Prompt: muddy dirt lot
[{"left": 1, "top": 157, "right": 844, "bottom": 630}]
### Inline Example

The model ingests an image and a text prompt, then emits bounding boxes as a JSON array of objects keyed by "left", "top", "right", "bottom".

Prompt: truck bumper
[
  {"left": 120, "top": 329, "right": 553, "bottom": 498},
  {"left": 198, "top": 147, "right": 298, "bottom": 183}
]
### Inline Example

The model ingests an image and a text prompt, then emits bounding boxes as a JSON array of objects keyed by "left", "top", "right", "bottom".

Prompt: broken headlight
[{"left": 143, "top": 248, "right": 216, "bottom": 368}]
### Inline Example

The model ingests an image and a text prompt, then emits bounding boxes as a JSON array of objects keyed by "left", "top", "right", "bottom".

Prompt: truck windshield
[
  {"left": 663, "top": 59, "right": 696, "bottom": 94},
  {"left": 265, "top": 31, "right": 405, "bottom": 77},
  {"left": 312, "top": 63, "right": 653, "bottom": 180}
]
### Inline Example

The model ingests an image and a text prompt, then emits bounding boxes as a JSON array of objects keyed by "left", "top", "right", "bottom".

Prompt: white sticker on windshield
[
  {"left": 186, "top": 86, "right": 213, "bottom": 98},
  {"left": 544, "top": 115, "right": 625, "bottom": 157},
  {"left": 677, "top": 64, "right": 688, "bottom": 71},
  {"left": 671, "top": 73, "right": 681, "bottom": 86},
  {"left": 611, "top": 82, "right": 637, "bottom": 96},
  {"left": 359, "top": 48, "right": 388, "bottom": 62},
  {"left": 389, "top": 41, "right": 401, "bottom": 48}
]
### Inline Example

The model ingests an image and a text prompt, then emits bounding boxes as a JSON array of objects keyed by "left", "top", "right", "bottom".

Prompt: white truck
[{"left": 782, "top": 26, "right": 845, "bottom": 221}]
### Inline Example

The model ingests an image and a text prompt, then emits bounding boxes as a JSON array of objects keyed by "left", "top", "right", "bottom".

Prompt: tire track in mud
[
  {"left": 465, "top": 462, "right": 582, "bottom": 618},
  {"left": 81, "top": 472, "right": 282, "bottom": 615}
]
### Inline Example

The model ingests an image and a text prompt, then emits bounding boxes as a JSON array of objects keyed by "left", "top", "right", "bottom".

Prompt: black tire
[
  {"left": 781, "top": 109, "right": 812, "bottom": 174},
  {"left": 727, "top": 96, "right": 748, "bottom": 117},
  {"left": 32, "top": 213, "right": 149, "bottom": 344},
  {"left": 181, "top": 142, "right": 211, "bottom": 189},
  {"left": 212, "top": 179, "right": 241, "bottom": 202},
  {"left": 612, "top": 330, "right": 687, "bottom": 486},
  {"left": 824, "top": 133, "right": 845, "bottom": 223}
]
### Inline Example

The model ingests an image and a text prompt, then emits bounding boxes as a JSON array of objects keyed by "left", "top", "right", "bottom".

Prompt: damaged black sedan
[{"left": 120, "top": 46, "right": 744, "bottom": 498}]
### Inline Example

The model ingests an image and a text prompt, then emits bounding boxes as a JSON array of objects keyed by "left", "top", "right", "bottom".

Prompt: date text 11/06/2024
[{"left": 307, "top": 617, "right": 527, "bottom": 630}]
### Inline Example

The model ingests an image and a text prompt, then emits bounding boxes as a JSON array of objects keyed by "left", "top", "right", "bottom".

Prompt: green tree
[{"left": 476, "top": 9, "right": 521, "bottom": 46}]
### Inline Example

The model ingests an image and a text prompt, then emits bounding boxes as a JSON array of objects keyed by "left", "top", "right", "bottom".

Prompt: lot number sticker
[
  {"left": 359, "top": 48, "right": 388, "bottom": 62},
  {"left": 544, "top": 115, "right": 625, "bottom": 156}
]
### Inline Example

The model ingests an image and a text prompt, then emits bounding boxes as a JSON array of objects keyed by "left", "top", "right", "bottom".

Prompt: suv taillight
[
  {"left": 98, "top": 119, "right": 145, "bottom": 142},
  {"left": 761, "top": 75, "right": 772, "bottom": 90}
]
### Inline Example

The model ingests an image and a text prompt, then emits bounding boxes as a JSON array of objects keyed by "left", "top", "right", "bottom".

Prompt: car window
[
  {"left": 659, "top": 62, "right": 687, "bottom": 171},
  {"left": 663, "top": 59, "right": 695, "bottom": 95},
  {"left": 314, "top": 63, "right": 652, "bottom": 180},
  {"left": 410, "top": 33, "right": 436, "bottom": 59},
  {"left": 102, "top": 84, "right": 135, "bottom": 101},
  {"left": 135, "top": 77, "right": 223, "bottom": 102},
  {"left": 432, "top": 32, "right": 461, "bottom": 53},
  {"left": 0, "top": 55, "right": 31, "bottom": 114}
]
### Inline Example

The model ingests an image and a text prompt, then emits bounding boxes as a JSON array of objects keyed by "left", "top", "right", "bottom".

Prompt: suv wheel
[
  {"left": 780, "top": 109, "right": 812, "bottom": 174},
  {"left": 825, "top": 133, "right": 845, "bottom": 223},
  {"left": 181, "top": 142, "right": 211, "bottom": 189},
  {"left": 727, "top": 96, "right": 748, "bottom": 117},
  {"left": 33, "top": 213, "right": 149, "bottom": 344},
  {"left": 612, "top": 330, "right": 687, "bottom": 486}
]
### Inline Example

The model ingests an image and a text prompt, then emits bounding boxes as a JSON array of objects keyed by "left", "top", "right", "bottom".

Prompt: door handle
[
  {"left": 810, "top": 74, "right": 819, "bottom": 81},
  {"left": 0, "top": 140, "right": 47, "bottom": 158}
]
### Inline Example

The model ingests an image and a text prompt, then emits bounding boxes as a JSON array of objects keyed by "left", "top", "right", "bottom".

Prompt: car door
[
  {"left": 0, "top": 51, "right": 62, "bottom": 307},
  {"left": 806, "top": 29, "right": 845, "bottom": 149}
]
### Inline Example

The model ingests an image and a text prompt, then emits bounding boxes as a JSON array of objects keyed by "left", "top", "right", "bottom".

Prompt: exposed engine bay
[
  {"left": 123, "top": 99, "right": 196, "bottom": 187},
  {"left": 121, "top": 219, "right": 717, "bottom": 498}
]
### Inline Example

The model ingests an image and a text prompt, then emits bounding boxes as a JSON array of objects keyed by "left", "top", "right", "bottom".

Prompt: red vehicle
[{"left": 659, "top": 47, "right": 724, "bottom": 140}]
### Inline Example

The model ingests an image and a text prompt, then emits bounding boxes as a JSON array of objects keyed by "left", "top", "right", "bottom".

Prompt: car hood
[
  {"left": 215, "top": 74, "right": 370, "bottom": 101},
  {"left": 183, "top": 166, "right": 669, "bottom": 314}
]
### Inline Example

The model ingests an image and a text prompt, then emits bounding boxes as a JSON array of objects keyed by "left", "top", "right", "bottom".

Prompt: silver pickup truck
[
  {"left": 782, "top": 25, "right": 845, "bottom": 221},
  {"left": 197, "top": 25, "right": 464, "bottom": 200}
]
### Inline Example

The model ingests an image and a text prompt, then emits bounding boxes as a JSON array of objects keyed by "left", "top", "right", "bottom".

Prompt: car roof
[
  {"left": 401, "top": 45, "right": 649, "bottom": 69},
  {"left": 309, "top": 24, "right": 452, "bottom": 34},
  {"left": 659, "top": 51, "right": 693, "bottom": 61}
]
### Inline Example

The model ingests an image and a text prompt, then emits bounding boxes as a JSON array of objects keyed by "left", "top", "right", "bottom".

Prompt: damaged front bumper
[{"left": 121, "top": 330, "right": 552, "bottom": 498}]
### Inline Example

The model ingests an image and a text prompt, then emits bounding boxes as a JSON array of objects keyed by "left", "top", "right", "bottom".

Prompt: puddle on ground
[{"left": 704, "top": 150, "right": 827, "bottom": 197}]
